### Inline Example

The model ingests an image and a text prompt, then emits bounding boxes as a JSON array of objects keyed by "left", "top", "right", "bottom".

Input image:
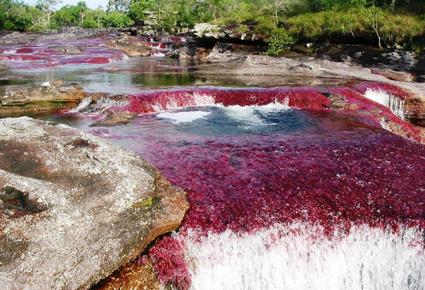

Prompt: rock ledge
[{"left": 0, "top": 117, "right": 188, "bottom": 290}]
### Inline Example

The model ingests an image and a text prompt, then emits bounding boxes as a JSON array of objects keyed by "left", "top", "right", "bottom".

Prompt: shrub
[{"left": 266, "top": 28, "right": 296, "bottom": 56}]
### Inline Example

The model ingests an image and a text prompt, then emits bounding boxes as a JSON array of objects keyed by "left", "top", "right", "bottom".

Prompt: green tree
[{"left": 35, "top": 0, "right": 61, "bottom": 29}]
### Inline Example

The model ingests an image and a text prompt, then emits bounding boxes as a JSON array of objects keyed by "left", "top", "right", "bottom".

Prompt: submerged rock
[
  {"left": 91, "top": 111, "right": 137, "bottom": 127},
  {"left": 0, "top": 82, "right": 87, "bottom": 116},
  {"left": 0, "top": 117, "right": 188, "bottom": 290}
]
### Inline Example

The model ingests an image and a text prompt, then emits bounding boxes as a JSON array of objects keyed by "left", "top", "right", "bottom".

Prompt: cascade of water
[
  {"left": 71, "top": 96, "right": 130, "bottom": 113},
  {"left": 183, "top": 224, "right": 424, "bottom": 290},
  {"left": 364, "top": 89, "right": 406, "bottom": 119}
]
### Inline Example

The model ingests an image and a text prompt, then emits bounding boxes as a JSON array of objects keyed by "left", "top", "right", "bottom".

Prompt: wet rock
[
  {"left": 0, "top": 82, "right": 86, "bottom": 116},
  {"left": 0, "top": 29, "right": 109, "bottom": 46},
  {"left": 0, "top": 117, "right": 188, "bottom": 290},
  {"left": 176, "top": 39, "right": 198, "bottom": 60},
  {"left": 91, "top": 111, "right": 137, "bottom": 127},
  {"left": 196, "top": 47, "right": 210, "bottom": 60},
  {"left": 206, "top": 45, "right": 246, "bottom": 63},
  {"left": 405, "top": 97, "right": 425, "bottom": 126},
  {"left": 96, "top": 258, "right": 160, "bottom": 290},
  {"left": 214, "top": 42, "right": 233, "bottom": 54},
  {"left": 371, "top": 68, "right": 415, "bottom": 82},
  {"left": 52, "top": 46, "right": 83, "bottom": 55},
  {"left": 381, "top": 50, "right": 417, "bottom": 71}
]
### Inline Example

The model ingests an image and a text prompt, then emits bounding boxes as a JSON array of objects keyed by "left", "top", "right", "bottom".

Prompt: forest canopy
[{"left": 0, "top": 0, "right": 424, "bottom": 50}]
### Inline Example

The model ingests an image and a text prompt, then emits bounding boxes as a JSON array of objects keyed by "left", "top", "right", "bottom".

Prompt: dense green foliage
[
  {"left": 0, "top": 0, "right": 424, "bottom": 49},
  {"left": 287, "top": 7, "right": 424, "bottom": 47},
  {"left": 0, "top": 0, "right": 43, "bottom": 31}
]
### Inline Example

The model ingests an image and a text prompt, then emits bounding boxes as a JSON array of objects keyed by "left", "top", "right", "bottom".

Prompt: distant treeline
[
  {"left": 1, "top": 0, "right": 424, "bottom": 52},
  {"left": 0, "top": 0, "right": 133, "bottom": 31}
]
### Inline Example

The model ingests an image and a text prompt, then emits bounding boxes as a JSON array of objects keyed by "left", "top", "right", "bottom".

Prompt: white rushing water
[
  {"left": 180, "top": 224, "right": 424, "bottom": 290},
  {"left": 71, "top": 96, "right": 130, "bottom": 113},
  {"left": 364, "top": 89, "right": 406, "bottom": 119},
  {"left": 155, "top": 100, "right": 291, "bottom": 126},
  {"left": 222, "top": 102, "right": 290, "bottom": 126},
  {"left": 157, "top": 111, "right": 211, "bottom": 123},
  {"left": 151, "top": 93, "right": 216, "bottom": 112}
]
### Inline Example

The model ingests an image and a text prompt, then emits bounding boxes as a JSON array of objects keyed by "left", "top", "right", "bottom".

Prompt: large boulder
[{"left": 0, "top": 117, "right": 188, "bottom": 289}]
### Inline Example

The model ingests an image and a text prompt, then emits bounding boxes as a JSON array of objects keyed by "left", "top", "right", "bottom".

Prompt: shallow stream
[{"left": 1, "top": 36, "right": 424, "bottom": 290}]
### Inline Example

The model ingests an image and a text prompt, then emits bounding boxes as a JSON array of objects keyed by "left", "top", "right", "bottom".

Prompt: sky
[{"left": 23, "top": 0, "right": 109, "bottom": 9}]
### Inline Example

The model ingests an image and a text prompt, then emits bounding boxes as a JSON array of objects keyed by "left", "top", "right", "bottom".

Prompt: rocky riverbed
[{"left": 0, "top": 30, "right": 424, "bottom": 290}]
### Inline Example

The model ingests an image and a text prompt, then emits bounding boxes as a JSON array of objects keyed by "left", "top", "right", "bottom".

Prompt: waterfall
[
  {"left": 364, "top": 89, "right": 406, "bottom": 119},
  {"left": 182, "top": 224, "right": 424, "bottom": 290},
  {"left": 71, "top": 96, "right": 130, "bottom": 113}
]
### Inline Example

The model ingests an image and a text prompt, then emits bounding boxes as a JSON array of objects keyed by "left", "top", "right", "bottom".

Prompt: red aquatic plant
[
  {"left": 127, "top": 87, "right": 331, "bottom": 114},
  {"left": 149, "top": 236, "right": 191, "bottom": 290},
  {"left": 72, "top": 83, "right": 425, "bottom": 290},
  {"left": 0, "top": 38, "right": 125, "bottom": 69}
]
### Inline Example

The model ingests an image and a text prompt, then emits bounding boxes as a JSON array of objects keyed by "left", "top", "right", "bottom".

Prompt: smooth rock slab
[{"left": 0, "top": 117, "right": 188, "bottom": 289}]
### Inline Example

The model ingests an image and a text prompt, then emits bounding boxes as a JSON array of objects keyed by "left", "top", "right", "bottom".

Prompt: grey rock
[{"left": 0, "top": 117, "right": 188, "bottom": 290}]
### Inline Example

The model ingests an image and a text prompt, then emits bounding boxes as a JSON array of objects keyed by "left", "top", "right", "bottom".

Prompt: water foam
[
  {"left": 157, "top": 111, "right": 211, "bottom": 124},
  {"left": 222, "top": 102, "right": 291, "bottom": 126},
  {"left": 150, "top": 93, "right": 216, "bottom": 112},
  {"left": 182, "top": 224, "right": 424, "bottom": 290}
]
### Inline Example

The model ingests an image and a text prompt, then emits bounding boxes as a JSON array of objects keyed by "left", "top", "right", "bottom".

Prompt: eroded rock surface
[
  {"left": 0, "top": 117, "right": 188, "bottom": 290},
  {"left": 0, "top": 82, "right": 87, "bottom": 117}
]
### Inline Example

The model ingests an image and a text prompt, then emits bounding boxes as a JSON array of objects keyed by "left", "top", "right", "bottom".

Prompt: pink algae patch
[
  {"left": 98, "top": 83, "right": 425, "bottom": 289},
  {"left": 0, "top": 38, "right": 125, "bottom": 69},
  {"left": 143, "top": 119, "right": 425, "bottom": 289},
  {"left": 126, "top": 87, "right": 330, "bottom": 114},
  {"left": 58, "top": 81, "right": 421, "bottom": 289},
  {"left": 148, "top": 236, "right": 190, "bottom": 290},
  {"left": 15, "top": 47, "right": 34, "bottom": 54}
]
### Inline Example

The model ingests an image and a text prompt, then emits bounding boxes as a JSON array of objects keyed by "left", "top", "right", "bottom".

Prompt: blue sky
[{"left": 23, "top": 0, "right": 109, "bottom": 9}]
